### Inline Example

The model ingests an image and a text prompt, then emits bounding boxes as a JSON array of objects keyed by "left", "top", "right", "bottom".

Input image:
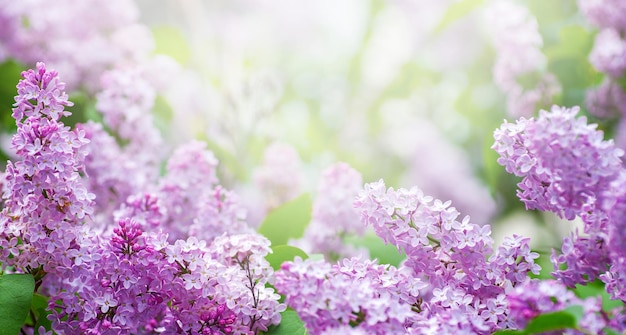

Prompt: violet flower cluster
[
  {"left": 277, "top": 178, "right": 541, "bottom": 334},
  {"left": 0, "top": 63, "right": 285, "bottom": 335},
  {"left": 493, "top": 105, "right": 626, "bottom": 304},
  {"left": 0, "top": 62, "right": 94, "bottom": 280}
]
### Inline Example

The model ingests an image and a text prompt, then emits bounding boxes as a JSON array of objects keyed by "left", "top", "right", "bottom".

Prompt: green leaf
[
  {"left": 434, "top": 0, "right": 485, "bottom": 33},
  {"left": 264, "top": 309, "right": 308, "bottom": 335},
  {"left": 344, "top": 232, "right": 405, "bottom": 267},
  {"left": 266, "top": 245, "right": 308, "bottom": 271},
  {"left": 524, "top": 305, "right": 582, "bottom": 333},
  {"left": 492, "top": 331, "right": 525, "bottom": 335},
  {"left": 258, "top": 194, "right": 312, "bottom": 246},
  {"left": 603, "top": 327, "right": 621, "bottom": 335},
  {"left": 0, "top": 59, "right": 25, "bottom": 132},
  {"left": 32, "top": 294, "right": 52, "bottom": 332},
  {"left": 152, "top": 26, "right": 191, "bottom": 65},
  {"left": 0, "top": 273, "right": 35, "bottom": 334}
]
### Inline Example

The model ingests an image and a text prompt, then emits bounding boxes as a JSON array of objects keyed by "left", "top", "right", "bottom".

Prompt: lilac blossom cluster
[
  {"left": 0, "top": 63, "right": 285, "bottom": 335},
  {"left": 493, "top": 105, "right": 626, "bottom": 305},
  {"left": 0, "top": 62, "right": 94, "bottom": 280},
  {"left": 275, "top": 257, "right": 417, "bottom": 334},
  {"left": 277, "top": 178, "right": 541, "bottom": 334},
  {"left": 50, "top": 222, "right": 283, "bottom": 334}
]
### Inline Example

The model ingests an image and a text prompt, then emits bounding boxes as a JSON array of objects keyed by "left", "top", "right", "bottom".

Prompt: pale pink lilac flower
[
  {"left": 578, "top": 0, "right": 626, "bottom": 31},
  {"left": 253, "top": 142, "right": 303, "bottom": 210},
  {"left": 484, "top": 0, "right": 560, "bottom": 117},
  {"left": 0, "top": 0, "right": 153, "bottom": 91},
  {"left": 292, "top": 162, "right": 368, "bottom": 260},
  {"left": 589, "top": 28, "right": 626, "bottom": 79}
]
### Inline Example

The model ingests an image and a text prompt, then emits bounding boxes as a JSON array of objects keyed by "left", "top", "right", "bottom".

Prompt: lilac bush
[
  {"left": 2, "top": 1, "right": 626, "bottom": 335},
  {"left": 1, "top": 63, "right": 284, "bottom": 334}
]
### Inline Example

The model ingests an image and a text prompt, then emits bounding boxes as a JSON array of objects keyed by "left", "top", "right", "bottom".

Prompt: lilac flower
[
  {"left": 354, "top": 179, "right": 540, "bottom": 333},
  {"left": 189, "top": 186, "right": 252, "bottom": 242},
  {"left": 275, "top": 256, "right": 416, "bottom": 335},
  {"left": 0, "top": 62, "right": 94, "bottom": 279},
  {"left": 51, "top": 220, "right": 284, "bottom": 334},
  {"left": 493, "top": 105, "right": 623, "bottom": 220},
  {"left": 79, "top": 121, "right": 157, "bottom": 221}
]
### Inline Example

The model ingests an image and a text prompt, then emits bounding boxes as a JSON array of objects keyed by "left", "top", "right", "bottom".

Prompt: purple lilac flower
[
  {"left": 350, "top": 180, "right": 540, "bottom": 333},
  {"left": 96, "top": 67, "right": 162, "bottom": 150},
  {"left": 158, "top": 140, "right": 221, "bottom": 241},
  {"left": 292, "top": 162, "right": 368, "bottom": 260},
  {"left": 275, "top": 256, "right": 418, "bottom": 335},
  {"left": 189, "top": 186, "right": 252, "bottom": 242},
  {"left": 492, "top": 105, "right": 623, "bottom": 220},
  {"left": 114, "top": 193, "right": 165, "bottom": 230},
  {"left": 493, "top": 105, "right": 626, "bottom": 305},
  {"left": 579, "top": 0, "right": 626, "bottom": 121},
  {"left": 79, "top": 121, "right": 158, "bottom": 222},
  {"left": 51, "top": 219, "right": 284, "bottom": 334},
  {"left": 600, "top": 174, "right": 626, "bottom": 301},
  {"left": 0, "top": 62, "right": 94, "bottom": 279}
]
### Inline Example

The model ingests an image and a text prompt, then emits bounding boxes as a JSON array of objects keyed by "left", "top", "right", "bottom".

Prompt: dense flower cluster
[
  {"left": 492, "top": 105, "right": 623, "bottom": 220},
  {"left": 0, "top": 62, "right": 94, "bottom": 279},
  {"left": 276, "top": 180, "right": 543, "bottom": 334},
  {"left": 275, "top": 257, "right": 417, "bottom": 334},
  {"left": 351, "top": 179, "right": 540, "bottom": 333},
  {"left": 493, "top": 105, "right": 626, "bottom": 306},
  {"left": 3, "top": 1, "right": 626, "bottom": 332},
  {"left": 1, "top": 63, "right": 285, "bottom": 335}
]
